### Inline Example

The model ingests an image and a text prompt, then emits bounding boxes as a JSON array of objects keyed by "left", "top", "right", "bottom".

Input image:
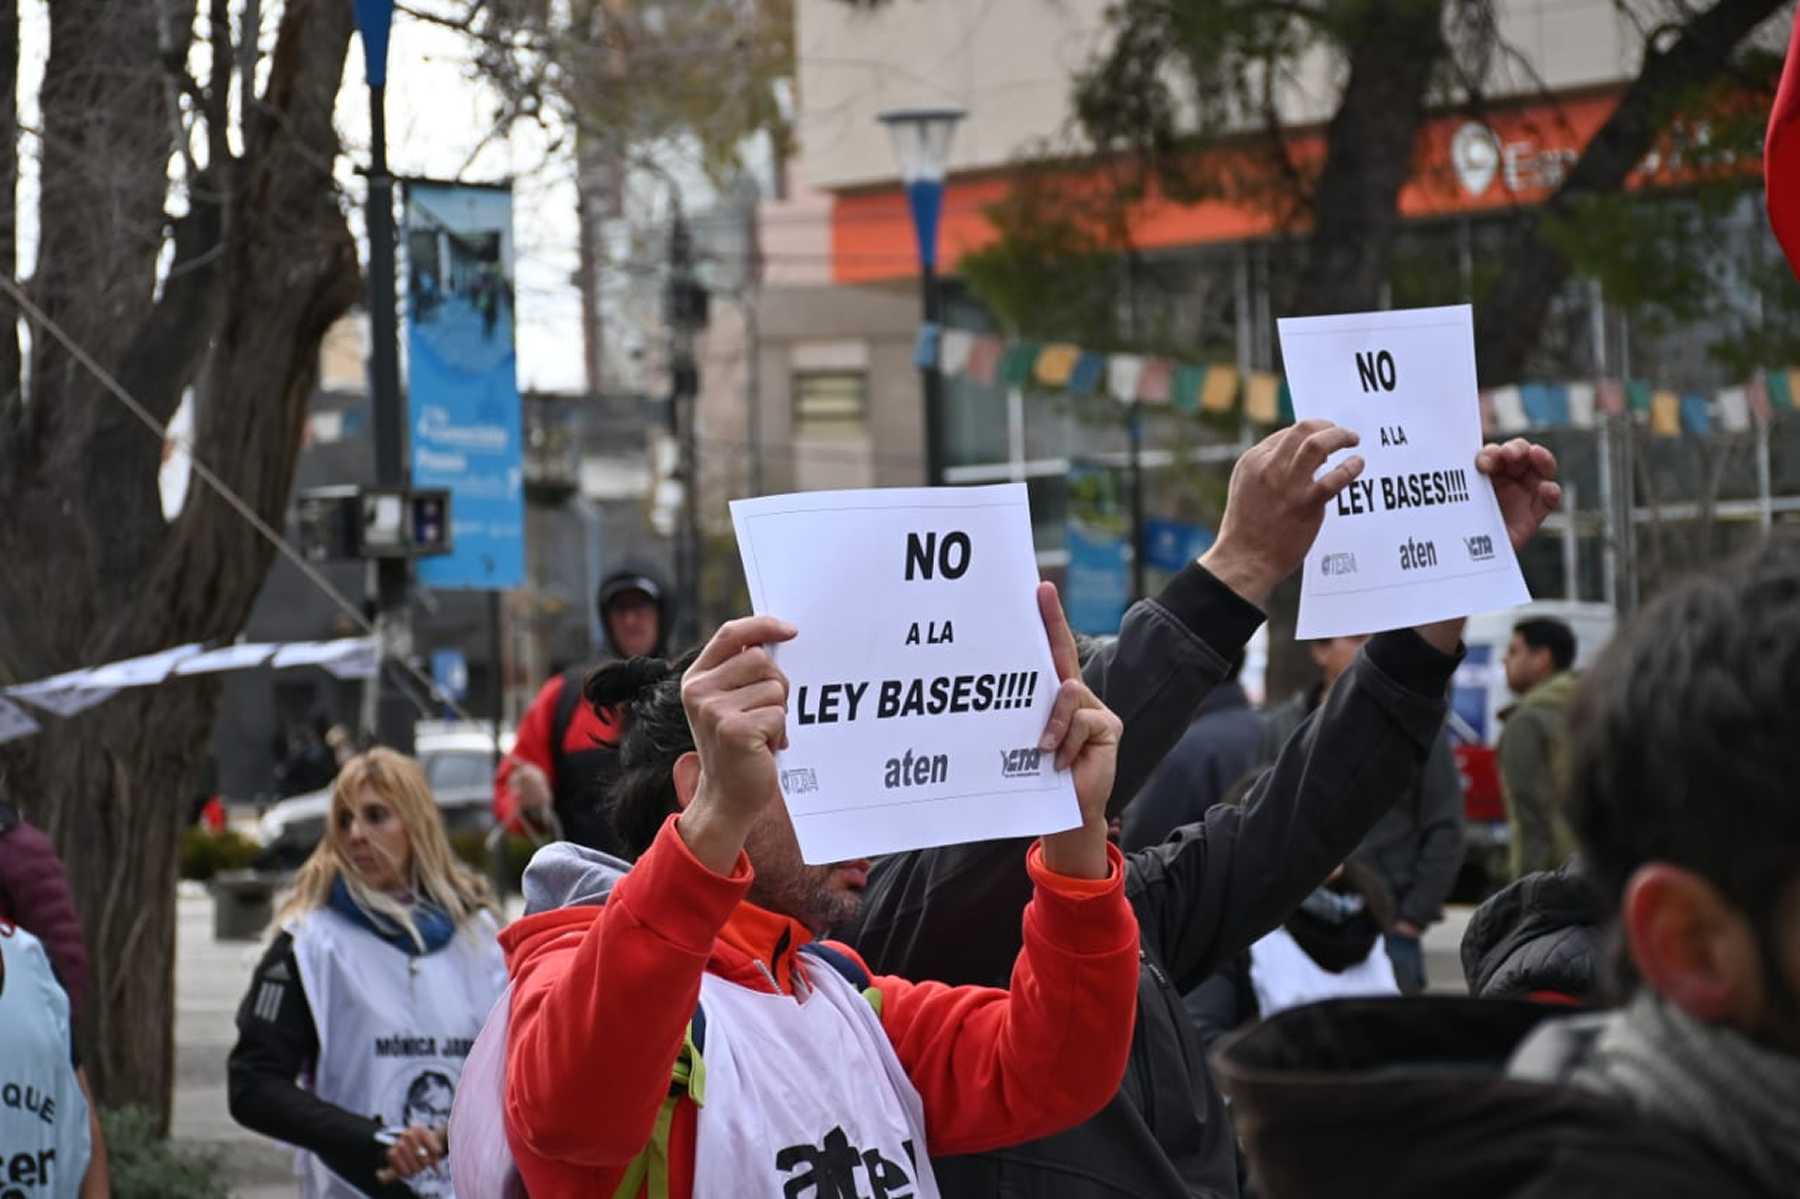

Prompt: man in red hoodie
[{"left": 500, "top": 586, "right": 1141, "bottom": 1199}]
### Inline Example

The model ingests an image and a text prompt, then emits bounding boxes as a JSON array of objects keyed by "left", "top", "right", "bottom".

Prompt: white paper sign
[
  {"left": 1277, "top": 304, "right": 1529, "bottom": 637},
  {"left": 730, "top": 485, "right": 1080, "bottom": 864}
]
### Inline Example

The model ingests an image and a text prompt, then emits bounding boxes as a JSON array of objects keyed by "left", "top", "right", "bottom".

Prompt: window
[{"left": 794, "top": 371, "right": 868, "bottom": 426}]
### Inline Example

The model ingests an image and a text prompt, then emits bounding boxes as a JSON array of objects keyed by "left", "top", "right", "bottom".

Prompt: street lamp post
[
  {"left": 351, "top": 0, "right": 414, "bottom": 753},
  {"left": 879, "top": 107, "right": 964, "bottom": 487}
]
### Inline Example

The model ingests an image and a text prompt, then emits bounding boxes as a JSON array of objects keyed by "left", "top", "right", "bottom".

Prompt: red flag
[{"left": 1770, "top": 17, "right": 1800, "bottom": 280}]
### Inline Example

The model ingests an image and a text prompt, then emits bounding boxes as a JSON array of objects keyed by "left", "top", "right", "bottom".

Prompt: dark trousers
[{"left": 1384, "top": 932, "right": 1426, "bottom": 994}]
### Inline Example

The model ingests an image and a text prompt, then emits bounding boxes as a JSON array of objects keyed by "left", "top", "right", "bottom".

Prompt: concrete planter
[{"left": 210, "top": 870, "right": 279, "bottom": 941}]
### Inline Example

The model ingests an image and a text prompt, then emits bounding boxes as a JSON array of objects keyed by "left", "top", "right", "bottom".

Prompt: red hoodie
[{"left": 500, "top": 815, "right": 1140, "bottom": 1198}]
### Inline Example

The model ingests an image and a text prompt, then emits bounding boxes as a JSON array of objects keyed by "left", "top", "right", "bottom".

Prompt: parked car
[{"left": 255, "top": 726, "right": 513, "bottom": 871}]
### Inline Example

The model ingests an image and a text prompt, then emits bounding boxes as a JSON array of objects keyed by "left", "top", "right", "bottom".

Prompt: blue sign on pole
[
  {"left": 404, "top": 182, "right": 525, "bottom": 590},
  {"left": 1063, "top": 465, "right": 1131, "bottom": 635},
  {"left": 1142, "top": 517, "right": 1216, "bottom": 575},
  {"left": 430, "top": 648, "right": 470, "bottom": 703}
]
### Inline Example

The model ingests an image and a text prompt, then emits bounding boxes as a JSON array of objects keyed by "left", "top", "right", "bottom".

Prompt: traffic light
[{"left": 296, "top": 485, "right": 453, "bottom": 562}]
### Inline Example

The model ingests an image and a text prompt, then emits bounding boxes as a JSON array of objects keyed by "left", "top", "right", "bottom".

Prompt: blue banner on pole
[
  {"left": 1063, "top": 465, "right": 1130, "bottom": 635},
  {"left": 404, "top": 182, "right": 525, "bottom": 590}
]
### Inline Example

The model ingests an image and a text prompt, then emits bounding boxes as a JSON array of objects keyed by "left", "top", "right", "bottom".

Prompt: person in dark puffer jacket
[
  {"left": 1461, "top": 858, "right": 1604, "bottom": 1005},
  {"left": 0, "top": 797, "right": 90, "bottom": 1018}
]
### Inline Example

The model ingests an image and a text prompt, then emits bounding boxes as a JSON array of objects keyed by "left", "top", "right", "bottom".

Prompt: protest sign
[
  {"left": 730, "top": 484, "right": 1081, "bottom": 864},
  {"left": 1277, "top": 304, "right": 1529, "bottom": 637}
]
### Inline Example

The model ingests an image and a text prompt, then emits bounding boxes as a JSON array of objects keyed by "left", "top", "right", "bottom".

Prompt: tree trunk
[
  {"left": 1267, "top": 0, "right": 1445, "bottom": 703},
  {"left": 1475, "top": 0, "right": 1786, "bottom": 381},
  {"left": 0, "top": 0, "right": 358, "bottom": 1127},
  {"left": 0, "top": 0, "right": 17, "bottom": 405}
]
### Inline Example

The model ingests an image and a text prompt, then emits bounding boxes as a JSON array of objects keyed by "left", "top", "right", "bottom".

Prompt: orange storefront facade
[{"left": 831, "top": 90, "right": 1646, "bottom": 286}]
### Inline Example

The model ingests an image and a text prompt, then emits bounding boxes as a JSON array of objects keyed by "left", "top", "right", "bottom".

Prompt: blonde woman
[{"left": 229, "top": 749, "right": 506, "bottom": 1198}]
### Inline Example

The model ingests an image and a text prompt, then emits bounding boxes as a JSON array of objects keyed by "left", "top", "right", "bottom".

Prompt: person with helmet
[{"left": 492, "top": 567, "right": 671, "bottom": 856}]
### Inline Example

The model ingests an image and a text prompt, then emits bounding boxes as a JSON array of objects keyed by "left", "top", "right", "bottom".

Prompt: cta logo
[
  {"left": 1000, "top": 747, "right": 1044, "bottom": 778},
  {"left": 1399, "top": 537, "right": 1439, "bottom": 571},
  {"left": 780, "top": 767, "right": 818, "bottom": 796},
  {"left": 1464, "top": 534, "right": 1495, "bottom": 562},
  {"left": 1320, "top": 552, "right": 1358, "bottom": 577}
]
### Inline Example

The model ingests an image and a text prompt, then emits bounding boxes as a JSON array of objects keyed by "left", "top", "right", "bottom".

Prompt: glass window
[{"left": 794, "top": 372, "right": 867, "bottom": 425}]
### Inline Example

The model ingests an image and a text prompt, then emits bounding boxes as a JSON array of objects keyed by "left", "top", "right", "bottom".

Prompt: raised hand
[
  {"left": 676, "top": 616, "right": 797, "bottom": 873},
  {"left": 1033, "top": 583, "right": 1123, "bottom": 881},
  {"left": 1199, "top": 419, "right": 1366, "bottom": 606},
  {"left": 1477, "top": 438, "right": 1562, "bottom": 551}
]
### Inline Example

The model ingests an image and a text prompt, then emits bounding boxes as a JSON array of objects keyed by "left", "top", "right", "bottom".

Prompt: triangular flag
[
  {"left": 1034, "top": 343, "right": 1080, "bottom": 387},
  {"left": 1107, "top": 355, "right": 1145, "bottom": 405},
  {"left": 0, "top": 697, "right": 39, "bottom": 744},
  {"left": 1651, "top": 390, "right": 1681, "bottom": 437},
  {"left": 1001, "top": 342, "right": 1040, "bottom": 388},
  {"left": 1788, "top": 368, "right": 1800, "bottom": 410},
  {"left": 1566, "top": 382, "right": 1596, "bottom": 428},
  {"left": 1138, "top": 359, "right": 1173, "bottom": 405},
  {"left": 1597, "top": 378, "right": 1626, "bottom": 416},
  {"left": 1201, "top": 365, "right": 1240, "bottom": 414},
  {"left": 1771, "top": 369, "right": 1796, "bottom": 412},
  {"left": 1479, "top": 391, "right": 1496, "bottom": 437},
  {"left": 1747, "top": 372, "right": 1772, "bottom": 425},
  {"left": 1520, "top": 383, "right": 1569, "bottom": 428},
  {"left": 1277, "top": 378, "right": 1295, "bottom": 423},
  {"left": 913, "top": 323, "right": 941, "bottom": 370},
  {"left": 1626, "top": 379, "right": 1653, "bottom": 416},
  {"left": 1171, "top": 364, "right": 1205, "bottom": 412},
  {"left": 940, "top": 328, "right": 976, "bottom": 377},
  {"left": 1767, "top": 14, "right": 1800, "bottom": 281},
  {"left": 1679, "top": 392, "right": 1713, "bottom": 436},
  {"left": 965, "top": 336, "right": 1003, "bottom": 386},
  {"left": 1068, "top": 352, "right": 1106, "bottom": 396},
  {"left": 1489, "top": 385, "right": 1528, "bottom": 433},
  {"left": 1245, "top": 372, "right": 1280, "bottom": 424},
  {"left": 1715, "top": 386, "right": 1751, "bottom": 433}
]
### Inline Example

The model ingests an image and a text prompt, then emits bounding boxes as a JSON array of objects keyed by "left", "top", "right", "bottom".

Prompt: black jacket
[
  {"left": 1461, "top": 860, "right": 1605, "bottom": 1002},
  {"left": 227, "top": 932, "right": 412, "bottom": 1198},
  {"left": 1120, "top": 681, "right": 1265, "bottom": 852},
  {"left": 1213, "top": 997, "right": 1774, "bottom": 1198},
  {"left": 1263, "top": 689, "right": 1463, "bottom": 928},
  {"left": 838, "top": 564, "right": 1459, "bottom": 1198}
]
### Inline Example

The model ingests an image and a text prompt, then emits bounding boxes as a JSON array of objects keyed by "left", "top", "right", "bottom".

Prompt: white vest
[
  {"left": 288, "top": 908, "right": 507, "bottom": 1198},
  {"left": 0, "top": 924, "right": 90, "bottom": 1199},
  {"left": 692, "top": 955, "right": 940, "bottom": 1199},
  {"left": 1248, "top": 926, "right": 1399, "bottom": 1020}
]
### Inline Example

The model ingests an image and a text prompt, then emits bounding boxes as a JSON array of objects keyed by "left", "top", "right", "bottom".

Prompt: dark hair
[
  {"left": 584, "top": 650, "right": 700, "bottom": 858},
  {"left": 1513, "top": 617, "right": 1576, "bottom": 672},
  {"left": 1564, "top": 536, "right": 1800, "bottom": 935}
]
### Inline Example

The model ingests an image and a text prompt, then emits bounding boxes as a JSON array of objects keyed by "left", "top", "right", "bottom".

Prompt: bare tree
[{"left": 0, "top": 0, "right": 360, "bottom": 1125}]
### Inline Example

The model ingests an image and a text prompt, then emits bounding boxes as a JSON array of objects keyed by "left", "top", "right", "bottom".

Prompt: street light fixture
[
  {"left": 879, "top": 106, "right": 965, "bottom": 487},
  {"left": 350, "top": 0, "right": 415, "bottom": 752}
]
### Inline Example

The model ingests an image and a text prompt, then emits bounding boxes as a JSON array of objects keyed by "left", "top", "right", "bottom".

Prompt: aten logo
[
  {"left": 1399, "top": 537, "right": 1439, "bottom": 571},
  {"left": 1464, "top": 534, "right": 1495, "bottom": 562},
  {"left": 1000, "top": 748, "right": 1043, "bottom": 778},
  {"left": 884, "top": 749, "right": 948, "bottom": 789},
  {"left": 1320, "top": 552, "right": 1358, "bottom": 577}
]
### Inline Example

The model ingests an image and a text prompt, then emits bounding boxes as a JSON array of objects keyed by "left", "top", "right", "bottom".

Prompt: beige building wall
[{"left": 795, "top": 0, "right": 1659, "bottom": 192}]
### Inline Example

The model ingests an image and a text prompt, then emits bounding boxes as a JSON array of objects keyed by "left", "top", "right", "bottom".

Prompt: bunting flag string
[
  {"left": 0, "top": 636, "right": 381, "bottom": 745},
  {"left": 915, "top": 322, "right": 1800, "bottom": 440}
]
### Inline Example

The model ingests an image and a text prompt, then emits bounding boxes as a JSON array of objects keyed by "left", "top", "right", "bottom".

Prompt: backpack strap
[
  {"left": 614, "top": 1003, "right": 707, "bottom": 1199},
  {"left": 547, "top": 666, "right": 589, "bottom": 785},
  {"left": 801, "top": 942, "right": 884, "bottom": 1016},
  {"left": 800, "top": 941, "right": 872, "bottom": 990}
]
